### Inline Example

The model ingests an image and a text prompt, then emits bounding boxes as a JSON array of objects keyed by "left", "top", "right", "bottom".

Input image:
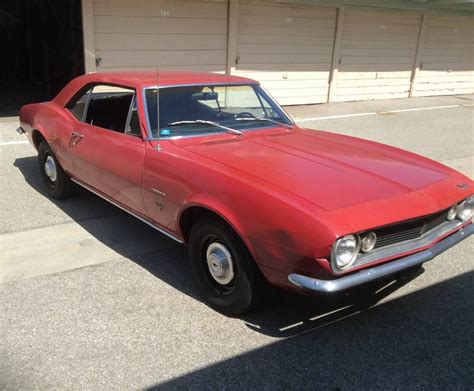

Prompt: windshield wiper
[
  {"left": 167, "top": 120, "right": 243, "bottom": 136},
  {"left": 235, "top": 116, "right": 293, "bottom": 129}
]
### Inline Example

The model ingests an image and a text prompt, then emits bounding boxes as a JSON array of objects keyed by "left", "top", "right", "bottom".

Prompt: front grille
[{"left": 372, "top": 209, "right": 449, "bottom": 250}]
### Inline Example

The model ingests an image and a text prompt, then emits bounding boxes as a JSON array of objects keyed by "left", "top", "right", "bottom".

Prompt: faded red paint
[{"left": 19, "top": 71, "right": 473, "bottom": 292}]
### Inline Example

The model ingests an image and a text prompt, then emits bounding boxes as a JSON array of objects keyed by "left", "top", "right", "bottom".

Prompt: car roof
[
  {"left": 83, "top": 70, "right": 256, "bottom": 87},
  {"left": 54, "top": 71, "right": 258, "bottom": 105}
]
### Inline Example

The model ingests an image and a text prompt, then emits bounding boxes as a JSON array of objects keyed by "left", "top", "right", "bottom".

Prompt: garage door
[
  {"left": 333, "top": 9, "right": 421, "bottom": 102},
  {"left": 413, "top": 15, "right": 474, "bottom": 97},
  {"left": 93, "top": 0, "right": 228, "bottom": 72},
  {"left": 234, "top": 1, "right": 337, "bottom": 105}
]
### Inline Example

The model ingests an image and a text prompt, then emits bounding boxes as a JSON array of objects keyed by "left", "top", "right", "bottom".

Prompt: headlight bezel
[
  {"left": 360, "top": 231, "right": 377, "bottom": 252},
  {"left": 456, "top": 195, "right": 474, "bottom": 222},
  {"left": 447, "top": 205, "right": 458, "bottom": 221},
  {"left": 331, "top": 234, "right": 361, "bottom": 272}
]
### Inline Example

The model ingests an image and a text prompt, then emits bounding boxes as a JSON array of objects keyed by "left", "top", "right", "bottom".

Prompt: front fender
[
  {"left": 179, "top": 190, "right": 337, "bottom": 286},
  {"left": 178, "top": 194, "right": 258, "bottom": 262}
]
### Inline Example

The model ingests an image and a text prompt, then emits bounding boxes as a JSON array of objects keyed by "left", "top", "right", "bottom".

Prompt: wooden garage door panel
[
  {"left": 238, "top": 44, "right": 333, "bottom": 55},
  {"left": 238, "top": 34, "right": 334, "bottom": 46},
  {"left": 94, "top": 0, "right": 228, "bottom": 18},
  {"left": 341, "top": 40, "right": 417, "bottom": 50},
  {"left": 238, "top": 24, "right": 335, "bottom": 38},
  {"left": 95, "top": 34, "right": 227, "bottom": 51},
  {"left": 239, "top": 14, "right": 335, "bottom": 29},
  {"left": 424, "top": 41, "right": 473, "bottom": 50},
  {"left": 239, "top": 53, "right": 333, "bottom": 65},
  {"left": 343, "top": 23, "right": 420, "bottom": 36},
  {"left": 413, "top": 15, "right": 474, "bottom": 97},
  {"left": 238, "top": 71, "right": 330, "bottom": 81},
  {"left": 263, "top": 79, "right": 330, "bottom": 89},
  {"left": 235, "top": 0, "right": 336, "bottom": 105},
  {"left": 334, "top": 9, "right": 421, "bottom": 102},
  {"left": 336, "top": 78, "right": 416, "bottom": 88},
  {"left": 93, "top": 0, "right": 227, "bottom": 73},
  {"left": 239, "top": 3, "right": 335, "bottom": 19},
  {"left": 345, "top": 8, "right": 420, "bottom": 21},
  {"left": 99, "top": 65, "right": 225, "bottom": 73},
  {"left": 237, "top": 63, "right": 332, "bottom": 72},
  {"left": 94, "top": 16, "right": 227, "bottom": 34},
  {"left": 422, "top": 47, "right": 474, "bottom": 56},
  {"left": 336, "top": 71, "right": 412, "bottom": 80},
  {"left": 96, "top": 50, "right": 226, "bottom": 68}
]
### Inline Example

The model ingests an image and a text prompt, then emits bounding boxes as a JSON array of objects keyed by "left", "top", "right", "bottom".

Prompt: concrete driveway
[{"left": 1, "top": 95, "right": 473, "bottom": 390}]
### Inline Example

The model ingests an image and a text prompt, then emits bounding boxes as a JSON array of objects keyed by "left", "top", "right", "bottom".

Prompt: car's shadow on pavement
[
  {"left": 149, "top": 271, "right": 474, "bottom": 390},
  {"left": 14, "top": 155, "right": 431, "bottom": 337}
]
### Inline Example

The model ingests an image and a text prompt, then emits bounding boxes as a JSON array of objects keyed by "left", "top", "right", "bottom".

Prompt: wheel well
[
  {"left": 32, "top": 130, "right": 46, "bottom": 150},
  {"left": 179, "top": 206, "right": 234, "bottom": 244}
]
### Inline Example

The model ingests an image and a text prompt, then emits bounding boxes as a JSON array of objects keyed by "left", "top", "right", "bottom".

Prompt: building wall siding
[{"left": 83, "top": 0, "right": 474, "bottom": 104}]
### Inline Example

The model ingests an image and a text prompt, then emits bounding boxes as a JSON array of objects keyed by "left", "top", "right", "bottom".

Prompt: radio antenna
[{"left": 156, "top": 68, "right": 160, "bottom": 135}]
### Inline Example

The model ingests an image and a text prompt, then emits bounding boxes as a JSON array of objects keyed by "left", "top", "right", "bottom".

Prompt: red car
[{"left": 18, "top": 71, "right": 473, "bottom": 314}]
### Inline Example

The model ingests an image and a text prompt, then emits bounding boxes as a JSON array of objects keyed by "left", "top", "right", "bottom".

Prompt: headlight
[
  {"left": 447, "top": 205, "right": 457, "bottom": 221},
  {"left": 332, "top": 234, "right": 360, "bottom": 271},
  {"left": 456, "top": 196, "right": 474, "bottom": 222},
  {"left": 360, "top": 232, "right": 377, "bottom": 252}
]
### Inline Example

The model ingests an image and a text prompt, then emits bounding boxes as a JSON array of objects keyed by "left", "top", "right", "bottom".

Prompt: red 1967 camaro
[{"left": 18, "top": 71, "right": 473, "bottom": 314}]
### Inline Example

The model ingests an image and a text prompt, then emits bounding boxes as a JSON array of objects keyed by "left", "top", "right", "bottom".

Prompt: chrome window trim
[
  {"left": 331, "top": 219, "right": 465, "bottom": 274},
  {"left": 141, "top": 83, "right": 294, "bottom": 141},
  {"left": 259, "top": 85, "right": 295, "bottom": 125}
]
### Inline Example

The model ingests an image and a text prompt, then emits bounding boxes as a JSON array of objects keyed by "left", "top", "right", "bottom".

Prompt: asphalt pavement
[{"left": 1, "top": 95, "right": 473, "bottom": 390}]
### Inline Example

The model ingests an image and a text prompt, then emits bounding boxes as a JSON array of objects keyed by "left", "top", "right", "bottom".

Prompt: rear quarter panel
[{"left": 20, "top": 102, "right": 76, "bottom": 174}]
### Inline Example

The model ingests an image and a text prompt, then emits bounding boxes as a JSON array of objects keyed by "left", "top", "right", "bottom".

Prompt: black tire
[
  {"left": 189, "top": 216, "right": 268, "bottom": 315},
  {"left": 38, "top": 141, "right": 73, "bottom": 199}
]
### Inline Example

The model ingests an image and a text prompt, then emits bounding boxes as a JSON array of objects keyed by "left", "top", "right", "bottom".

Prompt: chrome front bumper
[{"left": 288, "top": 223, "right": 473, "bottom": 293}]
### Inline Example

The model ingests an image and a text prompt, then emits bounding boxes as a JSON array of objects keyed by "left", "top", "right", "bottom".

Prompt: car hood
[{"left": 177, "top": 128, "right": 453, "bottom": 211}]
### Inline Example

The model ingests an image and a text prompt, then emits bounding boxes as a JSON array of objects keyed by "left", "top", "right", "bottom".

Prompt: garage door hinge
[{"left": 95, "top": 57, "right": 102, "bottom": 67}]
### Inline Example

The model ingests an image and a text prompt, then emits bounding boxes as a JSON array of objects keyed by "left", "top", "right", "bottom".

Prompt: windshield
[{"left": 144, "top": 84, "right": 293, "bottom": 139}]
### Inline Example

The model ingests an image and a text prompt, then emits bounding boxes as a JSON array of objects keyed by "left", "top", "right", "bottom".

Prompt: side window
[
  {"left": 66, "top": 87, "right": 91, "bottom": 121},
  {"left": 85, "top": 85, "right": 136, "bottom": 134}
]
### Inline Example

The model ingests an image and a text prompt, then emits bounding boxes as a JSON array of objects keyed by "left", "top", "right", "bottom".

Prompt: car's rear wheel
[
  {"left": 38, "top": 141, "right": 73, "bottom": 199},
  {"left": 189, "top": 216, "right": 267, "bottom": 315}
]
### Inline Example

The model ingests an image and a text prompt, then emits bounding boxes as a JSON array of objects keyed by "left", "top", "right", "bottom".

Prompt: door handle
[{"left": 70, "top": 131, "right": 85, "bottom": 147}]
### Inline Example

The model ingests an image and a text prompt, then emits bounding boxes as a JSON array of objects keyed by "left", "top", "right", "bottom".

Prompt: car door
[{"left": 69, "top": 84, "right": 148, "bottom": 216}]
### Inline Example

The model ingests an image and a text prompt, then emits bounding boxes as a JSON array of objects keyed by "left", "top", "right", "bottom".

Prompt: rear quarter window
[{"left": 66, "top": 86, "right": 91, "bottom": 121}]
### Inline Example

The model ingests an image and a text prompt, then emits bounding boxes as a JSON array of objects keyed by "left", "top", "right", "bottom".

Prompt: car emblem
[{"left": 456, "top": 183, "right": 469, "bottom": 190}]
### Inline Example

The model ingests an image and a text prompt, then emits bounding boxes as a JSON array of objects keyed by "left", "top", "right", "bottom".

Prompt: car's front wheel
[
  {"left": 189, "top": 216, "right": 267, "bottom": 314},
  {"left": 38, "top": 141, "right": 73, "bottom": 199}
]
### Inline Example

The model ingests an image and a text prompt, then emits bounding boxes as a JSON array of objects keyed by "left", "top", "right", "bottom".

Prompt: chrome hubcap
[
  {"left": 44, "top": 156, "right": 57, "bottom": 182},
  {"left": 206, "top": 242, "right": 234, "bottom": 285}
]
